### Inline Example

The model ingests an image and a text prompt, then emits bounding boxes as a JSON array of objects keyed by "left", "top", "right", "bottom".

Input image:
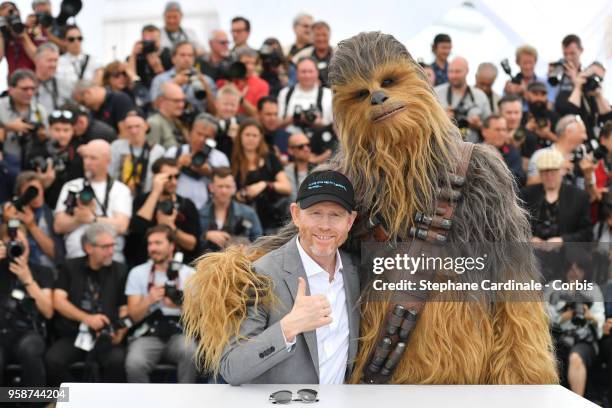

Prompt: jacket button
[{"left": 259, "top": 353, "right": 265, "bottom": 359}]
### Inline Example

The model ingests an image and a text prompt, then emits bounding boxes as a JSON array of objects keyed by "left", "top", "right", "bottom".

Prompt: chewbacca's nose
[{"left": 371, "top": 91, "right": 389, "bottom": 105}]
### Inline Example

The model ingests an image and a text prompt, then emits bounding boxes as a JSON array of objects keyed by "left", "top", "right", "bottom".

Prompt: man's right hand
[
  {"left": 5, "top": 118, "right": 34, "bottom": 134},
  {"left": 206, "top": 230, "right": 231, "bottom": 248},
  {"left": 147, "top": 285, "right": 165, "bottom": 304},
  {"left": 280, "top": 277, "right": 332, "bottom": 342},
  {"left": 83, "top": 313, "right": 111, "bottom": 331}
]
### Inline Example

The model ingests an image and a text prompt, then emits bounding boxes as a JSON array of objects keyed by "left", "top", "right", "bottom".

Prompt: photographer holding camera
[
  {"left": 124, "top": 224, "right": 197, "bottom": 383},
  {"left": 54, "top": 139, "right": 132, "bottom": 262},
  {"left": 290, "top": 21, "right": 333, "bottom": 88},
  {"left": 165, "top": 113, "right": 229, "bottom": 210},
  {"left": 128, "top": 157, "right": 200, "bottom": 268},
  {"left": 146, "top": 82, "right": 188, "bottom": 149},
  {"left": 556, "top": 62, "right": 612, "bottom": 141},
  {"left": 503, "top": 45, "right": 545, "bottom": 102},
  {"left": 0, "top": 1, "right": 40, "bottom": 76},
  {"left": 277, "top": 57, "right": 333, "bottom": 136},
  {"left": 0, "top": 69, "right": 47, "bottom": 187},
  {"left": 127, "top": 25, "right": 172, "bottom": 90},
  {"left": 199, "top": 167, "right": 262, "bottom": 252},
  {"left": 2, "top": 171, "right": 62, "bottom": 267},
  {"left": 0, "top": 220, "right": 53, "bottom": 387},
  {"left": 56, "top": 25, "right": 103, "bottom": 97},
  {"left": 435, "top": 56, "right": 491, "bottom": 142},
  {"left": 545, "top": 248, "right": 605, "bottom": 397},
  {"left": 150, "top": 41, "right": 216, "bottom": 114},
  {"left": 159, "top": 1, "right": 204, "bottom": 56},
  {"left": 46, "top": 223, "right": 128, "bottom": 386},
  {"left": 259, "top": 37, "right": 290, "bottom": 98},
  {"left": 199, "top": 29, "right": 232, "bottom": 82}
]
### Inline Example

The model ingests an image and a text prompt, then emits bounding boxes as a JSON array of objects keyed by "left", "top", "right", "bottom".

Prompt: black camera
[
  {"left": 179, "top": 104, "right": 198, "bottom": 128},
  {"left": 231, "top": 216, "right": 253, "bottom": 236},
  {"left": 64, "top": 180, "right": 95, "bottom": 215},
  {"left": 0, "top": 10, "right": 25, "bottom": 35},
  {"left": 12, "top": 185, "right": 38, "bottom": 212},
  {"left": 29, "top": 139, "right": 67, "bottom": 173},
  {"left": 6, "top": 219, "right": 25, "bottom": 263},
  {"left": 218, "top": 61, "right": 247, "bottom": 81},
  {"left": 559, "top": 292, "right": 593, "bottom": 327},
  {"left": 191, "top": 139, "right": 217, "bottom": 168},
  {"left": 528, "top": 101, "right": 550, "bottom": 128},
  {"left": 500, "top": 58, "right": 523, "bottom": 85},
  {"left": 548, "top": 60, "right": 565, "bottom": 86},
  {"left": 260, "top": 44, "right": 283, "bottom": 69},
  {"left": 35, "top": 12, "right": 53, "bottom": 28},
  {"left": 452, "top": 108, "right": 470, "bottom": 130},
  {"left": 293, "top": 104, "right": 318, "bottom": 127},
  {"left": 164, "top": 252, "right": 184, "bottom": 306},
  {"left": 156, "top": 199, "right": 176, "bottom": 216},
  {"left": 582, "top": 75, "right": 602, "bottom": 94},
  {"left": 533, "top": 219, "right": 558, "bottom": 241},
  {"left": 141, "top": 40, "right": 158, "bottom": 55}
]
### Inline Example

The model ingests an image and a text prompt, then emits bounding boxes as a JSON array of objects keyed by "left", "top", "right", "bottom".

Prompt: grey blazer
[{"left": 219, "top": 236, "right": 360, "bottom": 385}]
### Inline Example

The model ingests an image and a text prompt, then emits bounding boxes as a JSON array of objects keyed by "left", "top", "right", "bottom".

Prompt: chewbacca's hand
[{"left": 280, "top": 277, "right": 332, "bottom": 342}]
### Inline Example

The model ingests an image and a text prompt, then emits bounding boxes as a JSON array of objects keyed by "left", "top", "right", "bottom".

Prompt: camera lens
[
  {"left": 8, "top": 241, "right": 25, "bottom": 259},
  {"left": 79, "top": 189, "right": 94, "bottom": 204}
]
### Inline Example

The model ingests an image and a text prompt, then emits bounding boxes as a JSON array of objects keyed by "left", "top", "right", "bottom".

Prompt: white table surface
[{"left": 56, "top": 383, "right": 599, "bottom": 408}]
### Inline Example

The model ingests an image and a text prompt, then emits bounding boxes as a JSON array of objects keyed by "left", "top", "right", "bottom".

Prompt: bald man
[
  {"left": 54, "top": 140, "right": 133, "bottom": 262},
  {"left": 434, "top": 56, "right": 491, "bottom": 142},
  {"left": 147, "top": 82, "right": 188, "bottom": 149}
]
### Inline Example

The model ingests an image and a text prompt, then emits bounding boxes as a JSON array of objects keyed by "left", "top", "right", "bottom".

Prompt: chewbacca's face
[{"left": 332, "top": 59, "right": 434, "bottom": 142}]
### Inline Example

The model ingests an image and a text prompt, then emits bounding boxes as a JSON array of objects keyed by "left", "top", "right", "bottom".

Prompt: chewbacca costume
[{"left": 182, "top": 32, "right": 559, "bottom": 384}]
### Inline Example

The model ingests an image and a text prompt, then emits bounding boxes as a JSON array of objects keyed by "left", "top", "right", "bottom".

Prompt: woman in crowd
[
  {"left": 102, "top": 61, "right": 136, "bottom": 103},
  {"left": 231, "top": 120, "right": 291, "bottom": 234}
]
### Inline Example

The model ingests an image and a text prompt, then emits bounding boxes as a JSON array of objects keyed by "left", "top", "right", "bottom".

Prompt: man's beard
[{"left": 308, "top": 242, "right": 336, "bottom": 259}]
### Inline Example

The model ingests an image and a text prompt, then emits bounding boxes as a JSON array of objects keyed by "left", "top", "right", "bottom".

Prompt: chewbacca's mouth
[{"left": 371, "top": 104, "right": 407, "bottom": 123}]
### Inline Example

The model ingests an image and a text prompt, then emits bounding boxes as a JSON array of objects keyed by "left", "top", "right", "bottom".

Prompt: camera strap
[
  {"left": 446, "top": 85, "right": 474, "bottom": 110},
  {"left": 90, "top": 175, "right": 114, "bottom": 217},
  {"left": 283, "top": 86, "right": 324, "bottom": 118},
  {"left": 78, "top": 55, "right": 90, "bottom": 80},
  {"left": 38, "top": 77, "right": 59, "bottom": 110},
  {"left": 147, "top": 262, "right": 179, "bottom": 291},
  {"left": 126, "top": 143, "right": 150, "bottom": 194}
]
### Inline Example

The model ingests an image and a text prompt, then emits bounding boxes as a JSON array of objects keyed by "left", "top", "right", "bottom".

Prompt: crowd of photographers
[{"left": 0, "top": 0, "right": 610, "bottom": 402}]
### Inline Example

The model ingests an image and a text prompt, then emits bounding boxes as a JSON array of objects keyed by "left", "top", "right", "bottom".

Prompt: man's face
[
  {"left": 475, "top": 72, "right": 496, "bottom": 95},
  {"left": 142, "top": 29, "right": 161, "bottom": 48},
  {"left": 231, "top": 20, "right": 249, "bottom": 46},
  {"left": 124, "top": 116, "right": 147, "bottom": 143},
  {"left": 240, "top": 55, "right": 257, "bottom": 78},
  {"left": 49, "top": 122, "right": 74, "bottom": 148},
  {"left": 147, "top": 232, "right": 174, "bottom": 264},
  {"left": 313, "top": 27, "right": 329, "bottom": 51},
  {"left": 20, "top": 179, "right": 44, "bottom": 209},
  {"left": 564, "top": 121, "right": 587, "bottom": 150},
  {"left": 36, "top": 49, "right": 59, "bottom": 78},
  {"left": 210, "top": 175, "right": 236, "bottom": 204},
  {"left": 447, "top": 61, "right": 467, "bottom": 89},
  {"left": 161, "top": 87, "right": 185, "bottom": 118},
  {"left": 215, "top": 94, "right": 239, "bottom": 119},
  {"left": 297, "top": 60, "right": 318, "bottom": 89},
  {"left": 526, "top": 90, "right": 548, "bottom": 105},
  {"left": 65, "top": 28, "right": 82, "bottom": 55},
  {"left": 563, "top": 43, "right": 582, "bottom": 67},
  {"left": 540, "top": 168, "right": 562, "bottom": 190},
  {"left": 482, "top": 118, "right": 508, "bottom": 148},
  {"left": 189, "top": 121, "right": 215, "bottom": 151},
  {"left": 434, "top": 42, "right": 452, "bottom": 62},
  {"left": 159, "top": 164, "right": 179, "bottom": 195},
  {"left": 258, "top": 101, "right": 279, "bottom": 131},
  {"left": 209, "top": 32, "right": 230, "bottom": 58},
  {"left": 82, "top": 148, "right": 109, "bottom": 177},
  {"left": 517, "top": 53, "right": 536, "bottom": 77},
  {"left": 294, "top": 17, "right": 313, "bottom": 44},
  {"left": 86, "top": 233, "right": 115, "bottom": 267},
  {"left": 288, "top": 134, "right": 311, "bottom": 161},
  {"left": 500, "top": 101, "right": 523, "bottom": 130},
  {"left": 291, "top": 201, "right": 356, "bottom": 259},
  {"left": 172, "top": 44, "right": 195, "bottom": 71},
  {"left": 164, "top": 10, "right": 181, "bottom": 31},
  {"left": 9, "top": 78, "right": 36, "bottom": 106}
]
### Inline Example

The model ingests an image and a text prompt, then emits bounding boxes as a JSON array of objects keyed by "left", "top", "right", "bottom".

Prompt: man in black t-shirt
[
  {"left": 73, "top": 80, "right": 135, "bottom": 133},
  {"left": 0, "top": 223, "right": 53, "bottom": 387},
  {"left": 45, "top": 223, "right": 128, "bottom": 386},
  {"left": 126, "top": 158, "right": 200, "bottom": 267}
]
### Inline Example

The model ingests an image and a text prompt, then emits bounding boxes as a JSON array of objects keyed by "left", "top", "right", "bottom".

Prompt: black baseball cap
[{"left": 296, "top": 170, "right": 355, "bottom": 212}]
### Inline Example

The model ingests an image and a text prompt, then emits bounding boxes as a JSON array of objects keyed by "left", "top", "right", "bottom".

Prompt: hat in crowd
[
  {"left": 536, "top": 149, "right": 564, "bottom": 171},
  {"left": 164, "top": 1, "right": 181, "bottom": 13},
  {"left": 527, "top": 81, "right": 548, "bottom": 93},
  {"left": 296, "top": 170, "right": 355, "bottom": 213}
]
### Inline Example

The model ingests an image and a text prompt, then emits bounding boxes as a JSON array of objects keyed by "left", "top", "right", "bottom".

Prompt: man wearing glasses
[
  {"left": 219, "top": 170, "right": 360, "bottom": 385},
  {"left": 199, "top": 29, "right": 232, "bottom": 82},
  {"left": 56, "top": 25, "right": 102, "bottom": 97},
  {"left": 229, "top": 16, "right": 253, "bottom": 58},
  {"left": 45, "top": 223, "right": 129, "bottom": 386},
  {"left": 284, "top": 133, "right": 315, "bottom": 203}
]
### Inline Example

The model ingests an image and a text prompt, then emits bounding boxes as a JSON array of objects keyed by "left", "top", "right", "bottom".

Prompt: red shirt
[
  {"left": 217, "top": 75, "right": 270, "bottom": 115},
  {"left": 4, "top": 33, "right": 45, "bottom": 78},
  {"left": 591, "top": 159, "right": 611, "bottom": 222}
]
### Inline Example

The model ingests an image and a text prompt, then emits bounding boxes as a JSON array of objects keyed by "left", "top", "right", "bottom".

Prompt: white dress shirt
[{"left": 295, "top": 237, "right": 350, "bottom": 384}]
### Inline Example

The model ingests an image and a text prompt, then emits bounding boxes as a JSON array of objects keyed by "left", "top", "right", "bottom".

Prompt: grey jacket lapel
[
  {"left": 282, "top": 236, "right": 320, "bottom": 380},
  {"left": 340, "top": 251, "right": 360, "bottom": 376}
]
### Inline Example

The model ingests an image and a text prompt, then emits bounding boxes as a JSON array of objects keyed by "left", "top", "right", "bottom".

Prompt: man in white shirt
[
  {"left": 219, "top": 170, "right": 360, "bottom": 385},
  {"left": 54, "top": 140, "right": 132, "bottom": 262},
  {"left": 56, "top": 25, "right": 101, "bottom": 97},
  {"left": 277, "top": 57, "right": 333, "bottom": 135}
]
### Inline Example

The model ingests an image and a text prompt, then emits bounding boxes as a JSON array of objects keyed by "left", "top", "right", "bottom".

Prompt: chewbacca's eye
[
  {"left": 355, "top": 89, "right": 369, "bottom": 100},
  {"left": 381, "top": 78, "right": 395, "bottom": 87}
]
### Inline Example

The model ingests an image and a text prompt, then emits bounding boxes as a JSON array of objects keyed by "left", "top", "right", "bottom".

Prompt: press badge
[
  {"left": 74, "top": 323, "right": 95, "bottom": 351},
  {"left": 11, "top": 289, "right": 26, "bottom": 301}
]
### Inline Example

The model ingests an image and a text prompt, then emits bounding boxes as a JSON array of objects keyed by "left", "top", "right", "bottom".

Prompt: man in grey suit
[{"left": 219, "top": 170, "right": 360, "bottom": 385}]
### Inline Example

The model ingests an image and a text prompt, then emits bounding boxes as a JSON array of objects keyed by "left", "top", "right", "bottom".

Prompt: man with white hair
[
  {"left": 200, "top": 29, "right": 232, "bottom": 81},
  {"left": 33, "top": 42, "right": 72, "bottom": 113},
  {"left": 286, "top": 13, "right": 314, "bottom": 60},
  {"left": 54, "top": 140, "right": 133, "bottom": 262},
  {"left": 159, "top": 1, "right": 204, "bottom": 55},
  {"left": 475, "top": 62, "right": 501, "bottom": 115}
]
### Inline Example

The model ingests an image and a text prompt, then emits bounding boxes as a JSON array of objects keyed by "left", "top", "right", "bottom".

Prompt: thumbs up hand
[{"left": 280, "top": 277, "right": 333, "bottom": 342}]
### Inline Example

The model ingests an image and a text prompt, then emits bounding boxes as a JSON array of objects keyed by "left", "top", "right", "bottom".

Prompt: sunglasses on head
[
  {"left": 50, "top": 110, "right": 74, "bottom": 121},
  {"left": 269, "top": 389, "right": 318, "bottom": 404},
  {"left": 290, "top": 143, "right": 310, "bottom": 150}
]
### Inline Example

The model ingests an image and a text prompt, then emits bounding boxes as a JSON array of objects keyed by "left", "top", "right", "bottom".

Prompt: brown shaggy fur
[{"left": 182, "top": 31, "right": 559, "bottom": 385}]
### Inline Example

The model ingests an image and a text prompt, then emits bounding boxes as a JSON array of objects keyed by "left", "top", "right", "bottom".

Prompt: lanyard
[
  {"left": 89, "top": 175, "right": 114, "bottom": 217},
  {"left": 38, "top": 78, "right": 59, "bottom": 110},
  {"left": 126, "top": 143, "right": 150, "bottom": 194},
  {"left": 147, "top": 262, "right": 179, "bottom": 290},
  {"left": 446, "top": 85, "right": 474, "bottom": 110}
]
